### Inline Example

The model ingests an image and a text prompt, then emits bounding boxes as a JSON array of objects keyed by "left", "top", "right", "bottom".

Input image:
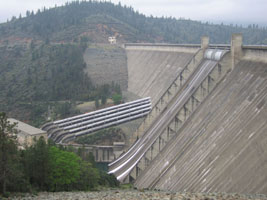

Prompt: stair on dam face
[
  {"left": 108, "top": 49, "right": 229, "bottom": 182},
  {"left": 135, "top": 60, "right": 267, "bottom": 194}
]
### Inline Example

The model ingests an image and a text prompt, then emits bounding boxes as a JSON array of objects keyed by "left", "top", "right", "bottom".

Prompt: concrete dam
[{"left": 109, "top": 34, "right": 267, "bottom": 195}]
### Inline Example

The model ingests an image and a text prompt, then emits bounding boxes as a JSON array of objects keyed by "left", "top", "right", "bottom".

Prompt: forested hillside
[
  {"left": 1, "top": 0, "right": 267, "bottom": 126},
  {"left": 0, "top": 1, "right": 266, "bottom": 44},
  {"left": 0, "top": 40, "right": 122, "bottom": 126}
]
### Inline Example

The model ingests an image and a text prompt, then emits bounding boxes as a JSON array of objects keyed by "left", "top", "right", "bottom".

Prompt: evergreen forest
[{"left": 0, "top": 1, "right": 267, "bottom": 44}]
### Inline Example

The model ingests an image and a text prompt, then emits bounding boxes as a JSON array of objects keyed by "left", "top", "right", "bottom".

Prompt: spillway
[
  {"left": 109, "top": 34, "right": 267, "bottom": 194},
  {"left": 136, "top": 59, "right": 267, "bottom": 194},
  {"left": 109, "top": 48, "right": 228, "bottom": 182}
]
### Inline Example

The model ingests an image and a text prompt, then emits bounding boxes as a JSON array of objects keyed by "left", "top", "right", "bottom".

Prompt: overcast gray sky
[{"left": 0, "top": 0, "right": 266, "bottom": 26}]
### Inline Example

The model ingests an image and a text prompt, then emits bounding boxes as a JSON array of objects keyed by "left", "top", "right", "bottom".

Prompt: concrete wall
[
  {"left": 8, "top": 118, "right": 47, "bottom": 148},
  {"left": 134, "top": 55, "right": 267, "bottom": 194},
  {"left": 18, "top": 132, "right": 47, "bottom": 148},
  {"left": 129, "top": 49, "right": 204, "bottom": 144},
  {"left": 242, "top": 46, "right": 267, "bottom": 63},
  {"left": 83, "top": 44, "right": 128, "bottom": 90},
  {"left": 128, "top": 35, "right": 267, "bottom": 194},
  {"left": 126, "top": 45, "right": 199, "bottom": 105},
  {"left": 125, "top": 43, "right": 200, "bottom": 53}
]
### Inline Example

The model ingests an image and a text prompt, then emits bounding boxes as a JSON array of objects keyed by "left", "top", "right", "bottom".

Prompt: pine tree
[
  {"left": 0, "top": 112, "right": 18, "bottom": 194},
  {"left": 27, "top": 137, "right": 51, "bottom": 190}
]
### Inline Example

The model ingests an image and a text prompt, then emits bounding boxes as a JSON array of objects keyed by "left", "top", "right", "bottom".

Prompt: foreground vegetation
[{"left": 0, "top": 112, "right": 119, "bottom": 197}]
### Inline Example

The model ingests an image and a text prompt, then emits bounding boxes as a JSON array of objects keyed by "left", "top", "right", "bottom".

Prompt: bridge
[
  {"left": 42, "top": 97, "right": 151, "bottom": 143},
  {"left": 108, "top": 34, "right": 267, "bottom": 194}
]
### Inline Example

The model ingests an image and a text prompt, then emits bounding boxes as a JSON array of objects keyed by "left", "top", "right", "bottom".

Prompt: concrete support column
[
  {"left": 183, "top": 106, "right": 187, "bottom": 120},
  {"left": 161, "top": 129, "right": 168, "bottom": 143},
  {"left": 138, "top": 157, "right": 145, "bottom": 171},
  {"left": 152, "top": 139, "right": 159, "bottom": 159},
  {"left": 125, "top": 175, "right": 130, "bottom": 183},
  {"left": 231, "top": 33, "right": 243, "bottom": 69},
  {"left": 180, "top": 74, "right": 183, "bottom": 86},
  {"left": 167, "top": 127, "right": 170, "bottom": 141},
  {"left": 130, "top": 166, "right": 137, "bottom": 180},
  {"left": 144, "top": 157, "right": 150, "bottom": 168},
  {"left": 201, "top": 36, "right": 209, "bottom": 50},
  {"left": 150, "top": 146, "right": 153, "bottom": 160},
  {"left": 191, "top": 97, "right": 195, "bottom": 111}
]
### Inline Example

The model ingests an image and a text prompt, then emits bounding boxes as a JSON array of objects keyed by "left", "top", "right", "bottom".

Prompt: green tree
[
  {"left": 99, "top": 171, "right": 119, "bottom": 188},
  {"left": 80, "top": 36, "right": 89, "bottom": 44},
  {"left": 101, "top": 95, "right": 107, "bottom": 105},
  {"left": 49, "top": 146, "right": 81, "bottom": 191},
  {"left": 95, "top": 96, "right": 100, "bottom": 108},
  {"left": 87, "top": 152, "right": 96, "bottom": 168},
  {"left": 55, "top": 102, "right": 72, "bottom": 118},
  {"left": 0, "top": 112, "right": 18, "bottom": 194},
  {"left": 77, "top": 161, "right": 99, "bottom": 190},
  {"left": 112, "top": 93, "right": 122, "bottom": 105},
  {"left": 113, "top": 84, "right": 122, "bottom": 95},
  {"left": 24, "top": 137, "right": 50, "bottom": 190}
]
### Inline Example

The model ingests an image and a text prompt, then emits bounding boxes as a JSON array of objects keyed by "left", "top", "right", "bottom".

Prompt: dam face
[
  {"left": 126, "top": 44, "right": 199, "bottom": 105},
  {"left": 109, "top": 35, "right": 267, "bottom": 195},
  {"left": 136, "top": 59, "right": 267, "bottom": 194}
]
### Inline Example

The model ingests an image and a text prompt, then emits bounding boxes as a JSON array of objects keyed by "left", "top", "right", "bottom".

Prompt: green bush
[{"left": 112, "top": 94, "right": 122, "bottom": 105}]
